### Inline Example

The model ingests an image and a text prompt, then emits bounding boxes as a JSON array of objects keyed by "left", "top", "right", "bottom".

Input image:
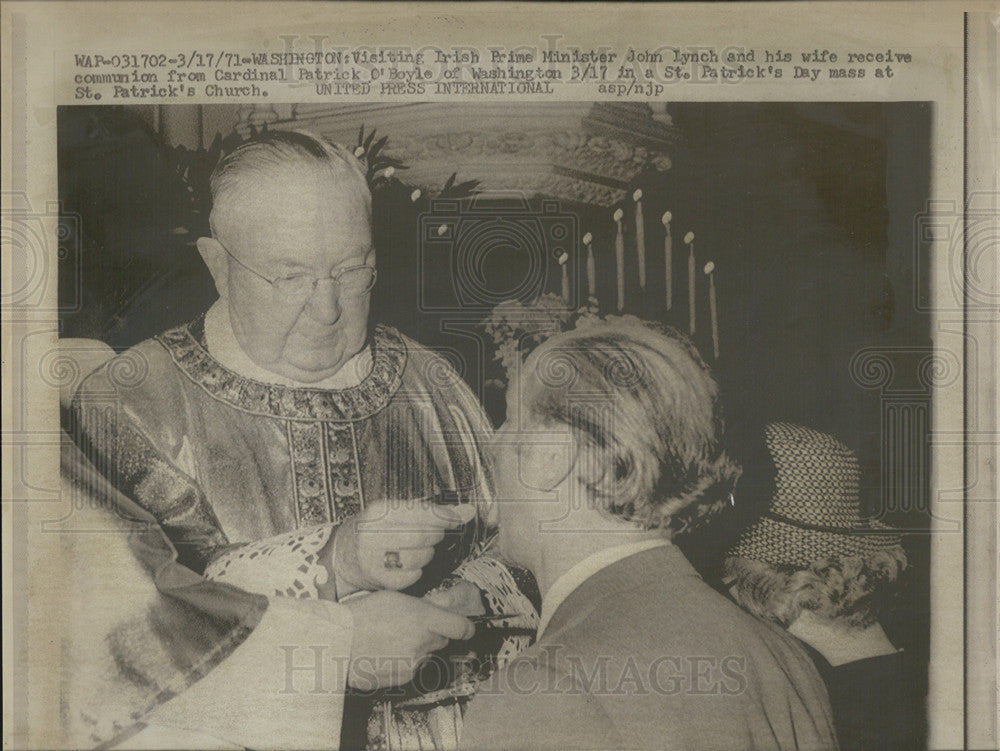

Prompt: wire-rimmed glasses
[{"left": 217, "top": 240, "right": 377, "bottom": 300}]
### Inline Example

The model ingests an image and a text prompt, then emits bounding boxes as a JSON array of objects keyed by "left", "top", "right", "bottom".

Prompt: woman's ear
[
  {"left": 518, "top": 433, "right": 580, "bottom": 493},
  {"left": 196, "top": 237, "right": 228, "bottom": 296},
  {"left": 572, "top": 439, "right": 614, "bottom": 497}
]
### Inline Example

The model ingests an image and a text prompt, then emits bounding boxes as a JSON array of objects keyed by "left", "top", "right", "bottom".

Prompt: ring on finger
[{"left": 383, "top": 550, "right": 404, "bottom": 569}]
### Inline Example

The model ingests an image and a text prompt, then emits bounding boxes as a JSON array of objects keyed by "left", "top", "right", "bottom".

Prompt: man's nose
[{"left": 305, "top": 279, "right": 342, "bottom": 324}]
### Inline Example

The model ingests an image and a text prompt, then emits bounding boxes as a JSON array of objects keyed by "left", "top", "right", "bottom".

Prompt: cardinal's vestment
[{"left": 64, "top": 304, "right": 510, "bottom": 749}]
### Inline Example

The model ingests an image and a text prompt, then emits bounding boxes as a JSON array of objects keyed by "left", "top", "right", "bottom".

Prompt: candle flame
[
  {"left": 662, "top": 211, "right": 672, "bottom": 224},
  {"left": 410, "top": 189, "right": 422, "bottom": 202},
  {"left": 437, "top": 224, "right": 448, "bottom": 237},
  {"left": 383, "top": 166, "right": 395, "bottom": 178},
  {"left": 632, "top": 189, "right": 643, "bottom": 202},
  {"left": 613, "top": 209, "right": 624, "bottom": 223},
  {"left": 684, "top": 231, "right": 695, "bottom": 244},
  {"left": 582, "top": 232, "right": 593, "bottom": 245},
  {"left": 704, "top": 261, "right": 715, "bottom": 274},
  {"left": 354, "top": 146, "right": 366, "bottom": 157}
]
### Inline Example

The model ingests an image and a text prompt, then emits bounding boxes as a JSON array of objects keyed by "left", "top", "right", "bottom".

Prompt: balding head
[
  {"left": 196, "top": 131, "right": 376, "bottom": 384},
  {"left": 210, "top": 130, "right": 371, "bottom": 243}
]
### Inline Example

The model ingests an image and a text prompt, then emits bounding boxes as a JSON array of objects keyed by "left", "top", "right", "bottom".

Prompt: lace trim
[
  {"left": 157, "top": 317, "right": 408, "bottom": 421},
  {"left": 204, "top": 524, "right": 333, "bottom": 599},
  {"left": 450, "top": 556, "right": 539, "bottom": 669}
]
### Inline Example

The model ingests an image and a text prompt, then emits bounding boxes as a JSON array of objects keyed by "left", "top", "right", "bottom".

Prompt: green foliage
[
  {"left": 481, "top": 294, "right": 606, "bottom": 390},
  {"left": 165, "top": 124, "right": 266, "bottom": 237},
  {"left": 439, "top": 171, "right": 481, "bottom": 198},
  {"left": 355, "top": 125, "right": 408, "bottom": 184},
  {"left": 166, "top": 122, "right": 483, "bottom": 235}
]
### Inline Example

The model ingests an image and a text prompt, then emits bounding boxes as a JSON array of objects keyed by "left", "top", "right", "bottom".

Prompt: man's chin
[
  {"left": 497, "top": 536, "right": 533, "bottom": 573},
  {"left": 280, "top": 340, "right": 351, "bottom": 377},
  {"left": 280, "top": 354, "right": 349, "bottom": 382}
]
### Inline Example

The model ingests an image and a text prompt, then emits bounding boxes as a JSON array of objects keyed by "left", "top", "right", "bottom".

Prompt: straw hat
[{"left": 728, "top": 423, "right": 903, "bottom": 569}]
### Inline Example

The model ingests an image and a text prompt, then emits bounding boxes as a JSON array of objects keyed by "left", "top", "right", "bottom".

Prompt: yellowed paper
[{"left": 3, "top": 2, "right": 996, "bottom": 749}]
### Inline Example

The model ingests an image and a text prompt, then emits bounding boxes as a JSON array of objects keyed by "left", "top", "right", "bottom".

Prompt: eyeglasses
[{"left": 217, "top": 240, "right": 377, "bottom": 299}]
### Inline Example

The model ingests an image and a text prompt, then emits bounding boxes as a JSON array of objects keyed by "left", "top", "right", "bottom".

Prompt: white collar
[
  {"left": 203, "top": 300, "right": 373, "bottom": 390},
  {"left": 537, "top": 538, "right": 670, "bottom": 637}
]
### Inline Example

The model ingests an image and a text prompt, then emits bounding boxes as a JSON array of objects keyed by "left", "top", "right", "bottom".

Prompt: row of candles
[
  {"left": 558, "top": 190, "right": 721, "bottom": 360},
  {"left": 399, "top": 176, "right": 721, "bottom": 361}
]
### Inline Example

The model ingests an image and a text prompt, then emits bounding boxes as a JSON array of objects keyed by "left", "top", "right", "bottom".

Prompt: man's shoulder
[
  {"left": 385, "top": 327, "right": 482, "bottom": 400},
  {"left": 387, "top": 327, "right": 447, "bottom": 369},
  {"left": 551, "top": 546, "right": 814, "bottom": 664},
  {"left": 69, "top": 331, "right": 197, "bottom": 448},
  {"left": 462, "top": 642, "right": 620, "bottom": 751},
  {"left": 73, "top": 322, "right": 202, "bottom": 412},
  {"left": 530, "top": 550, "right": 836, "bottom": 749},
  {"left": 77, "top": 336, "right": 177, "bottom": 395}
]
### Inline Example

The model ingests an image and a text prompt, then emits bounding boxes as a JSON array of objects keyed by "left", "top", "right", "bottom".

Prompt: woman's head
[
  {"left": 724, "top": 422, "right": 907, "bottom": 629},
  {"left": 492, "top": 318, "right": 740, "bottom": 560},
  {"left": 724, "top": 548, "right": 907, "bottom": 629}
]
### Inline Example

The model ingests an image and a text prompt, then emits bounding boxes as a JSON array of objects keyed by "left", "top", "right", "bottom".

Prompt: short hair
[
  {"left": 723, "top": 548, "right": 907, "bottom": 629},
  {"left": 209, "top": 130, "right": 371, "bottom": 234},
  {"left": 521, "top": 318, "right": 740, "bottom": 534}
]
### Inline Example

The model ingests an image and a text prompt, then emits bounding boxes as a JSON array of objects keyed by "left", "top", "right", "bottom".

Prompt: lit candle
[
  {"left": 705, "top": 261, "right": 719, "bottom": 360},
  {"left": 662, "top": 211, "right": 672, "bottom": 311},
  {"left": 685, "top": 231, "right": 696, "bottom": 335},
  {"left": 583, "top": 232, "right": 595, "bottom": 300},
  {"left": 614, "top": 209, "right": 625, "bottom": 311},
  {"left": 633, "top": 190, "right": 646, "bottom": 289},
  {"left": 559, "top": 250, "right": 570, "bottom": 304},
  {"left": 410, "top": 189, "right": 422, "bottom": 202}
]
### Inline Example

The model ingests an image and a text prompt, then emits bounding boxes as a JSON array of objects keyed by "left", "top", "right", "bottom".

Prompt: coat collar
[{"left": 538, "top": 539, "right": 672, "bottom": 638}]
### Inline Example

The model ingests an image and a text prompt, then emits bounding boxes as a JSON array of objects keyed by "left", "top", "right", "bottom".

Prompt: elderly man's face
[
  {"left": 213, "top": 166, "right": 373, "bottom": 383},
  {"left": 491, "top": 364, "right": 578, "bottom": 571}
]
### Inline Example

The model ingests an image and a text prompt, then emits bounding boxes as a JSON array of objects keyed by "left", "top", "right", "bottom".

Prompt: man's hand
[
  {"left": 331, "top": 499, "right": 476, "bottom": 595},
  {"left": 343, "top": 590, "right": 474, "bottom": 691}
]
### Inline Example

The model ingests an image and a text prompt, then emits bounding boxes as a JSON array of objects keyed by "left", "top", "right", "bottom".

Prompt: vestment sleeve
[
  {"left": 411, "top": 342, "right": 495, "bottom": 511},
  {"left": 59, "top": 430, "right": 269, "bottom": 748},
  {"left": 203, "top": 523, "right": 338, "bottom": 600},
  {"left": 137, "top": 596, "right": 353, "bottom": 751},
  {"left": 69, "top": 358, "right": 231, "bottom": 574}
]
